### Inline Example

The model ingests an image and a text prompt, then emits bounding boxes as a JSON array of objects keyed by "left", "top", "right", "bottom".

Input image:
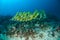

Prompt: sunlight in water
[{"left": 1, "top": 0, "right": 19, "bottom": 4}]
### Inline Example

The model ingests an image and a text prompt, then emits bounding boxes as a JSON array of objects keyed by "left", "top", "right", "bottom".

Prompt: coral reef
[{"left": 0, "top": 10, "right": 60, "bottom": 40}]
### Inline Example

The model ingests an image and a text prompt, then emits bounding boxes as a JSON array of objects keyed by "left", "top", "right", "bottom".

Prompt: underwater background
[
  {"left": 0, "top": 0, "right": 60, "bottom": 40},
  {"left": 0, "top": 0, "right": 60, "bottom": 16}
]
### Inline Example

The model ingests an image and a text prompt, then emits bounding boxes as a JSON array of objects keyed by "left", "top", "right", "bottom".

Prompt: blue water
[
  {"left": 0, "top": 0, "right": 60, "bottom": 17},
  {"left": 0, "top": 0, "right": 60, "bottom": 40}
]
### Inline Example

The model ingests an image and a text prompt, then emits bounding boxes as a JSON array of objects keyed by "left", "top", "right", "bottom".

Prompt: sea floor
[
  {"left": 0, "top": 15, "right": 60, "bottom": 40},
  {"left": 0, "top": 22, "right": 60, "bottom": 40}
]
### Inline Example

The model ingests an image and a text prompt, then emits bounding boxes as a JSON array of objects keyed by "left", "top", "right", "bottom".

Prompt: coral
[{"left": 0, "top": 10, "right": 60, "bottom": 40}]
